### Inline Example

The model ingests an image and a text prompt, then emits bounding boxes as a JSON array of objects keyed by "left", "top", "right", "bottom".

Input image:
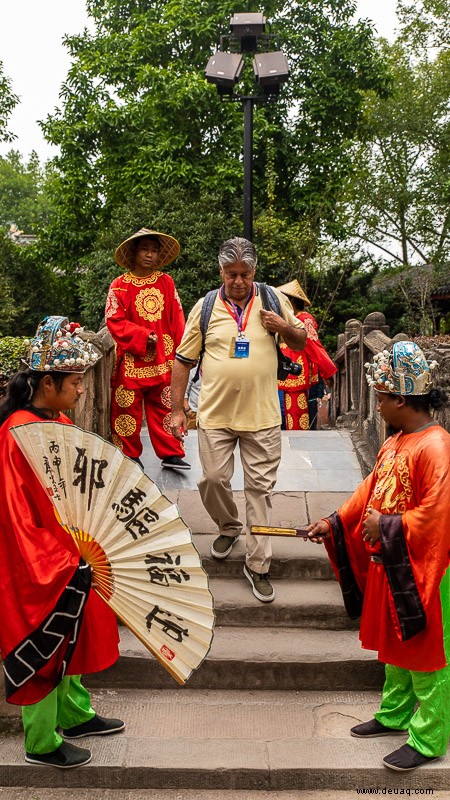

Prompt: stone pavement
[{"left": 140, "top": 428, "right": 363, "bottom": 493}]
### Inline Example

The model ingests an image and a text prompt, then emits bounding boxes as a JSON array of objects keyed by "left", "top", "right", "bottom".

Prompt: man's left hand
[
  {"left": 260, "top": 309, "right": 287, "bottom": 334},
  {"left": 362, "top": 507, "right": 382, "bottom": 546}
]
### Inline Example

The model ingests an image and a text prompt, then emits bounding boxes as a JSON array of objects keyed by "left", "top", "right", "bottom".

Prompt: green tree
[
  {"left": 0, "top": 236, "right": 64, "bottom": 337},
  {"left": 0, "top": 61, "right": 18, "bottom": 144},
  {"left": 0, "top": 150, "right": 54, "bottom": 232},
  {"left": 341, "top": 40, "right": 450, "bottom": 271},
  {"left": 41, "top": 0, "right": 389, "bottom": 270}
]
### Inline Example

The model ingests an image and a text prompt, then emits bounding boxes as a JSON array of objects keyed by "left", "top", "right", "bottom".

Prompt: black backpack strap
[
  {"left": 193, "top": 288, "right": 219, "bottom": 382},
  {"left": 257, "top": 282, "right": 281, "bottom": 316}
]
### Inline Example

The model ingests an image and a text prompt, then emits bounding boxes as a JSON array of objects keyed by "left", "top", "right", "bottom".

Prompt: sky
[{"left": 0, "top": 0, "right": 399, "bottom": 162}]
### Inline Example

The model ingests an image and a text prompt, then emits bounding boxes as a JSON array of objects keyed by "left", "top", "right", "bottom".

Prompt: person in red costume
[
  {"left": 0, "top": 316, "right": 123, "bottom": 769},
  {"left": 276, "top": 280, "right": 337, "bottom": 430},
  {"left": 306, "top": 341, "right": 450, "bottom": 772},
  {"left": 106, "top": 228, "right": 190, "bottom": 471}
]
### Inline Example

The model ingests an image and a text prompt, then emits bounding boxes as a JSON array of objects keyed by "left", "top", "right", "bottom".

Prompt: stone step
[
  {"left": 195, "top": 534, "right": 335, "bottom": 580},
  {"left": 1, "top": 688, "right": 448, "bottom": 791},
  {"left": 207, "top": 577, "right": 357, "bottom": 629},
  {"left": 9, "top": 792, "right": 450, "bottom": 800},
  {"left": 87, "top": 626, "right": 383, "bottom": 692}
]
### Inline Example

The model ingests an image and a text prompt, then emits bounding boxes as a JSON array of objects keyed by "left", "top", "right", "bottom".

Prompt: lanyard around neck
[{"left": 220, "top": 285, "right": 255, "bottom": 334}]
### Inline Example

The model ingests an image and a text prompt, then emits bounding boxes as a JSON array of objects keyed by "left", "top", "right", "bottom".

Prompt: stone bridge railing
[{"left": 332, "top": 312, "right": 450, "bottom": 470}]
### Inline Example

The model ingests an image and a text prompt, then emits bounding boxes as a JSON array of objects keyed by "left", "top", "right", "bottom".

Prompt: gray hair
[{"left": 218, "top": 237, "right": 258, "bottom": 270}]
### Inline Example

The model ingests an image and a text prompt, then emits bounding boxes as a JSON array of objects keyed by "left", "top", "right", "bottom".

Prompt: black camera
[{"left": 276, "top": 350, "right": 303, "bottom": 381}]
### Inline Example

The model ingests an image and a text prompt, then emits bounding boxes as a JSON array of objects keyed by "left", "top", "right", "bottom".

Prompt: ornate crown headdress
[
  {"left": 23, "top": 316, "right": 100, "bottom": 373},
  {"left": 365, "top": 341, "right": 437, "bottom": 396}
]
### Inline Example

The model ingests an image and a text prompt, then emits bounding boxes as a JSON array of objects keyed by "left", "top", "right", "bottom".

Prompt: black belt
[{"left": 371, "top": 554, "right": 384, "bottom": 564}]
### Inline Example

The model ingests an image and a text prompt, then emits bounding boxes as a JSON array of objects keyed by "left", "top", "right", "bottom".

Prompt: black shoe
[
  {"left": 383, "top": 744, "right": 439, "bottom": 771},
  {"left": 351, "top": 718, "right": 407, "bottom": 738},
  {"left": 61, "top": 713, "right": 125, "bottom": 739},
  {"left": 161, "top": 456, "right": 191, "bottom": 471},
  {"left": 25, "top": 741, "right": 92, "bottom": 769},
  {"left": 243, "top": 564, "right": 275, "bottom": 602},
  {"left": 130, "top": 457, "right": 144, "bottom": 469},
  {"left": 211, "top": 534, "right": 239, "bottom": 559}
]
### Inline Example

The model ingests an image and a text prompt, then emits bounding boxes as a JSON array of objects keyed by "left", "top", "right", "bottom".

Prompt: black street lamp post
[{"left": 205, "top": 13, "right": 290, "bottom": 242}]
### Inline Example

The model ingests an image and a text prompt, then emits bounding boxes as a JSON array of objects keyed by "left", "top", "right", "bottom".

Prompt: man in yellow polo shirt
[{"left": 170, "top": 237, "right": 306, "bottom": 602}]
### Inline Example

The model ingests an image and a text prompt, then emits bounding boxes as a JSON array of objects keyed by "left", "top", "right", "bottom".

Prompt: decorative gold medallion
[
  {"left": 115, "top": 385, "right": 135, "bottom": 408},
  {"left": 163, "top": 334, "right": 174, "bottom": 356},
  {"left": 163, "top": 412, "right": 172, "bottom": 434},
  {"left": 298, "top": 393, "right": 308, "bottom": 409},
  {"left": 161, "top": 386, "right": 172, "bottom": 408},
  {"left": 111, "top": 433, "right": 124, "bottom": 450},
  {"left": 114, "top": 414, "right": 137, "bottom": 437},
  {"left": 135, "top": 287, "right": 165, "bottom": 322},
  {"left": 285, "top": 394, "right": 292, "bottom": 410}
]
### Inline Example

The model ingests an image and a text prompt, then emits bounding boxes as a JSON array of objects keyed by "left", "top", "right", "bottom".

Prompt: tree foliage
[
  {"left": 0, "top": 61, "right": 18, "bottom": 144},
  {"left": 0, "top": 150, "right": 54, "bottom": 232},
  {"left": 41, "top": 0, "right": 389, "bottom": 268},
  {"left": 342, "top": 40, "right": 450, "bottom": 271},
  {"left": 0, "top": 236, "right": 64, "bottom": 337}
]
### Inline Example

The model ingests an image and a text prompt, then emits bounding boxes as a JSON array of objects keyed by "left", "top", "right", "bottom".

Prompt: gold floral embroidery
[
  {"left": 161, "top": 386, "right": 172, "bottom": 408},
  {"left": 287, "top": 413, "right": 293, "bottom": 429},
  {"left": 371, "top": 449, "right": 412, "bottom": 513},
  {"left": 285, "top": 394, "right": 292, "bottom": 410},
  {"left": 163, "top": 334, "right": 174, "bottom": 356},
  {"left": 122, "top": 271, "right": 162, "bottom": 286},
  {"left": 300, "top": 414, "right": 309, "bottom": 429},
  {"left": 111, "top": 434, "right": 124, "bottom": 450},
  {"left": 135, "top": 287, "right": 165, "bottom": 322},
  {"left": 114, "top": 414, "right": 137, "bottom": 437},
  {"left": 124, "top": 352, "right": 173, "bottom": 379},
  {"left": 115, "top": 385, "right": 135, "bottom": 407},
  {"left": 298, "top": 393, "right": 308, "bottom": 409},
  {"left": 162, "top": 413, "right": 172, "bottom": 434},
  {"left": 105, "top": 287, "right": 119, "bottom": 319}
]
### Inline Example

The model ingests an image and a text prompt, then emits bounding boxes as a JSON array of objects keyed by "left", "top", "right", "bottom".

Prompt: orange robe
[
  {"left": 278, "top": 311, "right": 337, "bottom": 430},
  {"left": 325, "top": 425, "right": 450, "bottom": 672},
  {"left": 0, "top": 410, "right": 119, "bottom": 704}
]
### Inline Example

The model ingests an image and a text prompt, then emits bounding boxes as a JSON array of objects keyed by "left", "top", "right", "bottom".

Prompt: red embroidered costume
[
  {"left": 277, "top": 281, "right": 337, "bottom": 430},
  {"left": 0, "top": 417, "right": 119, "bottom": 706},
  {"left": 106, "top": 229, "right": 185, "bottom": 461}
]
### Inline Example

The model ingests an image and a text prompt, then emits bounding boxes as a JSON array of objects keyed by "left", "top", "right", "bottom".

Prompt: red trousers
[
  {"left": 110, "top": 379, "right": 184, "bottom": 460},
  {"left": 283, "top": 390, "right": 310, "bottom": 430}
]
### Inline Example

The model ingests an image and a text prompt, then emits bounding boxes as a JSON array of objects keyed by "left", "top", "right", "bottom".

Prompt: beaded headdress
[
  {"left": 23, "top": 316, "right": 100, "bottom": 373},
  {"left": 365, "top": 341, "right": 437, "bottom": 396}
]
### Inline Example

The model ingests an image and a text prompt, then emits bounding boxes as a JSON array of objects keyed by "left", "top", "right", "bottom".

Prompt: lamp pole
[
  {"left": 205, "top": 14, "right": 290, "bottom": 243},
  {"left": 243, "top": 97, "right": 254, "bottom": 241}
]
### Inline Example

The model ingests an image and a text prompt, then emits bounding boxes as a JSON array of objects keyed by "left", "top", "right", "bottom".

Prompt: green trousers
[
  {"left": 22, "top": 675, "right": 95, "bottom": 754},
  {"left": 375, "top": 567, "right": 450, "bottom": 757}
]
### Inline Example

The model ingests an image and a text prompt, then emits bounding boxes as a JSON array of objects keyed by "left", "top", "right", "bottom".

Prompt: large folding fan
[{"left": 10, "top": 421, "right": 214, "bottom": 685}]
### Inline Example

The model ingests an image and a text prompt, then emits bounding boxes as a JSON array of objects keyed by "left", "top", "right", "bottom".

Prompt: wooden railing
[{"left": 332, "top": 312, "right": 450, "bottom": 466}]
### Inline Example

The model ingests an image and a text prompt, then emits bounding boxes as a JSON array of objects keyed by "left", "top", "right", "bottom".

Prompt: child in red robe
[{"left": 0, "top": 316, "right": 123, "bottom": 769}]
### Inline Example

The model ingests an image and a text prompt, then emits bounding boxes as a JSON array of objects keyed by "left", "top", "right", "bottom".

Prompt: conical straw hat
[
  {"left": 115, "top": 228, "right": 180, "bottom": 271},
  {"left": 276, "top": 279, "right": 311, "bottom": 307}
]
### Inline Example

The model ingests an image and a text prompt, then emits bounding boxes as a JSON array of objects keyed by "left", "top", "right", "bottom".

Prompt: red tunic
[
  {"left": 106, "top": 270, "right": 185, "bottom": 389},
  {"left": 325, "top": 425, "right": 450, "bottom": 672},
  {"left": 0, "top": 410, "right": 119, "bottom": 704},
  {"left": 278, "top": 311, "right": 337, "bottom": 393}
]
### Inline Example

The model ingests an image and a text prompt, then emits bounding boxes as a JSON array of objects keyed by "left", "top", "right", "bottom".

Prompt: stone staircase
[{"left": 1, "top": 487, "right": 449, "bottom": 793}]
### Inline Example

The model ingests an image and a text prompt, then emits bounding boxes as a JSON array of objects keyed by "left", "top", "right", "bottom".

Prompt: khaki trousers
[{"left": 197, "top": 426, "right": 281, "bottom": 574}]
